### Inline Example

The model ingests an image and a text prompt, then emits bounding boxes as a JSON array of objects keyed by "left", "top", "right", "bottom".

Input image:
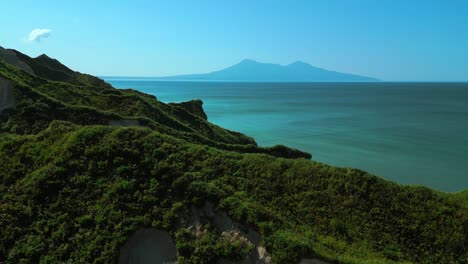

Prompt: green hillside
[{"left": 0, "top": 50, "right": 466, "bottom": 264}]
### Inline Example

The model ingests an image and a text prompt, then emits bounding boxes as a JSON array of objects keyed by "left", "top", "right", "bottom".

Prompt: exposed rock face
[
  {"left": 109, "top": 119, "right": 141, "bottom": 127},
  {"left": 0, "top": 46, "right": 34, "bottom": 74},
  {"left": 256, "top": 247, "right": 271, "bottom": 264},
  {"left": 118, "top": 228, "right": 177, "bottom": 264},
  {"left": 117, "top": 206, "right": 325, "bottom": 264},
  {"left": 191, "top": 202, "right": 260, "bottom": 243},
  {"left": 191, "top": 202, "right": 271, "bottom": 264},
  {"left": 0, "top": 76, "right": 16, "bottom": 114}
]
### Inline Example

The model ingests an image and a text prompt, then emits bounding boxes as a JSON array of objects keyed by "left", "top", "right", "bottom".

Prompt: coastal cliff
[{"left": 0, "top": 49, "right": 466, "bottom": 263}]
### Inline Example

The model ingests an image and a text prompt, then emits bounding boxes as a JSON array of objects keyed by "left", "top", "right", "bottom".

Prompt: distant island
[{"left": 156, "top": 59, "right": 378, "bottom": 82}]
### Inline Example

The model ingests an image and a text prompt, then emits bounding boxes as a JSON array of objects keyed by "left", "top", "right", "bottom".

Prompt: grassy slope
[
  {"left": 0, "top": 60, "right": 310, "bottom": 159},
  {"left": 0, "top": 55, "right": 466, "bottom": 263}
]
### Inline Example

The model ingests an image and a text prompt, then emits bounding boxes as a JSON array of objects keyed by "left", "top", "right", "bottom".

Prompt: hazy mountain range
[{"left": 157, "top": 59, "right": 378, "bottom": 82}]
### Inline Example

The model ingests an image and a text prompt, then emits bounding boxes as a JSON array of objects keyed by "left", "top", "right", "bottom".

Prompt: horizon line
[{"left": 99, "top": 76, "right": 468, "bottom": 83}]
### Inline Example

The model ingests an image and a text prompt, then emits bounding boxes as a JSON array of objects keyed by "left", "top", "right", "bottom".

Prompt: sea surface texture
[{"left": 105, "top": 79, "right": 468, "bottom": 192}]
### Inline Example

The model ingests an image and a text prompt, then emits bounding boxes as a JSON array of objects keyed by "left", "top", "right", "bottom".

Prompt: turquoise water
[{"left": 105, "top": 79, "right": 468, "bottom": 192}]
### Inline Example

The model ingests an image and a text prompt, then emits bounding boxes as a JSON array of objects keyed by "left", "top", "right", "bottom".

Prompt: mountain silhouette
[{"left": 158, "top": 59, "right": 378, "bottom": 81}]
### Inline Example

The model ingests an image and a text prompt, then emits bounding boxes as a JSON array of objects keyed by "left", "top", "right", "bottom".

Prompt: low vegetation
[{"left": 0, "top": 50, "right": 466, "bottom": 263}]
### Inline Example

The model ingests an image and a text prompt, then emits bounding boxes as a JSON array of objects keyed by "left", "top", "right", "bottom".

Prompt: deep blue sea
[{"left": 104, "top": 78, "right": 468, "bottom": 192}]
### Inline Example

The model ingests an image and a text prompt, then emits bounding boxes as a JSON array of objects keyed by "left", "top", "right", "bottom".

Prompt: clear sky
[{"left": 1, "top": 0, "right": 468, "bottom": 81}]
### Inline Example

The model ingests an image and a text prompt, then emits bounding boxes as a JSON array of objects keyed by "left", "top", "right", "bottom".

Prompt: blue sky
[{"left": 1, "top": 0, "right": 468, "bottom": 81}]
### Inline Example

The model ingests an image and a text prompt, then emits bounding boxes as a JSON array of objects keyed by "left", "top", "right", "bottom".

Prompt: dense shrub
[{"left": 0, "top": 55, "right": 466, "bottom": 263}]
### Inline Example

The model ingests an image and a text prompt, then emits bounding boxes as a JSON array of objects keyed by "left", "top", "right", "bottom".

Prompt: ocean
[{"left": 104, "top": 78, "right": 468, "bottom": 192}]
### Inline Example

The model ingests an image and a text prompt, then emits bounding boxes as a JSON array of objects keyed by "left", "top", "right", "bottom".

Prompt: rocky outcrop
[
  {"left": 191, "top": 202, "right": 261, "bottom": 244},
  {"left": 170, "top": 99, "right": 208, "bottom": 120},
  {"left": 191, "top": 202, "right": 271, "bottom": 264},
  {"left": 190, "top": 203, "right": 331, "bottom": 263},
  {"left": 118, "top": 228, "right": 177, "bottom": 264},
  {"left": 0, "top": 46, "right": 34, "bottom": 74},
  {"left": 0, "top": 76, "right": 16, "bottom": 114}
]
